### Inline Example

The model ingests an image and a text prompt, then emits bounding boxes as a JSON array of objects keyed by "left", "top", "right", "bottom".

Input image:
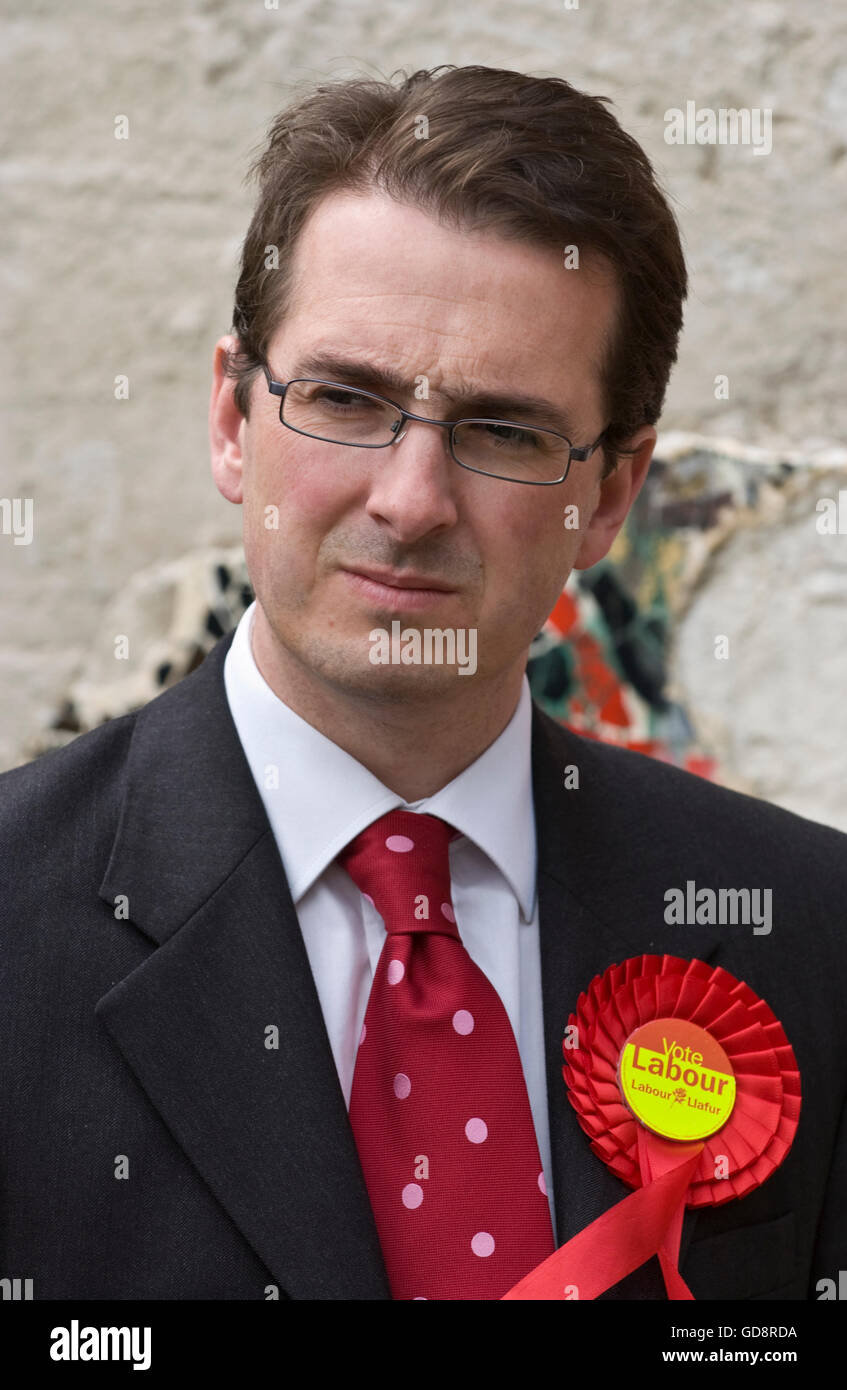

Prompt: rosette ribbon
[{"left": 502, "top": 954, "right": 801, "bottom": 1300}]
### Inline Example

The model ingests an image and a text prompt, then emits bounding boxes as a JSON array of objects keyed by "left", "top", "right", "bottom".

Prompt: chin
[{"left": 306, "top": 644, "right": 480, "bottom": 702}]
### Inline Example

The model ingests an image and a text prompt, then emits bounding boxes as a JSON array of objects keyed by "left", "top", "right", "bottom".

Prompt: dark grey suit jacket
[{"left": 1, "top": 628, "right": 844, "bottom": 1299}]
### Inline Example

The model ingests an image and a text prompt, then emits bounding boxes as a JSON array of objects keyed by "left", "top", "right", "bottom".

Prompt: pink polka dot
[
  {"left": 537, "top": 1170, "right": 547, "bottom": 1196},
  {"left": 393, "top": 1072, "right": 411, "bottom": 1099},
  {"left": 413, "top": 1296, "right": 427, "bottom": 1301},
  {"left": 402, "top": 1183, "right": 423, "bottom": 1209},
  {"left": 471, "top": 1232, "right": 495, "bottom": 1258},
  {"left": 465, "top": 1118, "right": 488, "bottom": 1144},
  {"left": 359, "top": 1023, "right": 366, "bottom": 1046},
  {"left": 386, "top": 834, "right": 415, "bottom": 853},
  {"left": 387, "top": 959, "right": 405, "bottom": 985},
  {"left": 452, "top": 1009, "right": 474, "bottom": 1035},
  {"left": 440, "top": 902, "right": 456, "bottom": 923},
  {"left": 363, "top": 893, "right": 375, "bottom": 907}
]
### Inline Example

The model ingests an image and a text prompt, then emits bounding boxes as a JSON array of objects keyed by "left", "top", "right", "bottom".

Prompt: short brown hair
[{"left": 225, "top": 64, "right": 687, "bottom": 477}]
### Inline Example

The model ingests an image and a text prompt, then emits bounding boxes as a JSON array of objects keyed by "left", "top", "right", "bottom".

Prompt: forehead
[{"left": 269, "top": 189, "right": 618, "bottom": 416}]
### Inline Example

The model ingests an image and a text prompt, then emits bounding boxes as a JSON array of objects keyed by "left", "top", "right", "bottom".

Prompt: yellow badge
[{"left": 618, "top": 1017, "right": 736, "bottom": 1141}]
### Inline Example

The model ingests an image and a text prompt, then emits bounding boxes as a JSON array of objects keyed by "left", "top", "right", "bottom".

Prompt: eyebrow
[{"left": 286, "top": 350, "right": 582, "bottom": 439}]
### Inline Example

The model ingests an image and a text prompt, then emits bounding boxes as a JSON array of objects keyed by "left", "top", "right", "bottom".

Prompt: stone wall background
[{"left": 2, "top": 1, "right": 846, "bottom": 825}]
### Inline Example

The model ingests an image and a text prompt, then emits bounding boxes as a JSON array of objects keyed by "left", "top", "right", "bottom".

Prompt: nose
[{"left": 364, "top": 416, "right": 460, "bottom": 541}]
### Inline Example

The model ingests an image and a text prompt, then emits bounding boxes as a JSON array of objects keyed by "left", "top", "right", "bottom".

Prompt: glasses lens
[
  {"left": 281, "top": 380, "right": 401, "bottom": 445},
  {"left": 452, "top": 420, "right": 570, "bottom": 482}
]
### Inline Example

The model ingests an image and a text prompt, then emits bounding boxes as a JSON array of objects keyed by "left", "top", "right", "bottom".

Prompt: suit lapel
[
  {"left": 96, "top": 630, "right": 390, "bottom": 1300},
  {"left": 531, "top": 703, "right": 723, "bottom": 1291}
]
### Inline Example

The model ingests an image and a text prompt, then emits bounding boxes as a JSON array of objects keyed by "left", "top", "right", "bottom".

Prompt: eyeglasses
[{"left": 261, "top": 365, "right": 608, "bottom": 485}]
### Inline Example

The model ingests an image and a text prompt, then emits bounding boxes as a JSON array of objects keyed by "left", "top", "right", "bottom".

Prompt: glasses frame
[{"left": 261, "top": 364, "right": 609, "bottom": 486}]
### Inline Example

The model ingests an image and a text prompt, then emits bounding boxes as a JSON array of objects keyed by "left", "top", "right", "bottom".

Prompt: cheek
[
  {"left": 505, "top": 501, "right": 578, "bottom": 582},
  {"left": 474, "top": 503, "right": 569, "bottom": 631},
  {"left": 245, "top": 435, "right": 358, "bottom": 542}
]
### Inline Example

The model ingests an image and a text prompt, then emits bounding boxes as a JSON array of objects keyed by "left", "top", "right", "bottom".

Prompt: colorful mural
[
  {"left": 527, "top": 567, "right": 715, "bottom": 777},
  {"left": 525, "top": 443, "right": 745, "bottom": 780}
]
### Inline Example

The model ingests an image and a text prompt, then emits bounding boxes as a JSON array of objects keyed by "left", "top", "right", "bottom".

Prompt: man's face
[{"left": 210, "top": 189, "right": 655, "bottom": 704}]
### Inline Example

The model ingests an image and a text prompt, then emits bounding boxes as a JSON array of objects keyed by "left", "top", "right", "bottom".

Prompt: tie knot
[{"left": 338, "top": 809, "right": 460, "bottom": 937}]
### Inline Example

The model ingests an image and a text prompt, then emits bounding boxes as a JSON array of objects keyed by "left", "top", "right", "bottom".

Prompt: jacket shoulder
[{"left": 0, "top": 710, "right": 138, "bottom": 849}]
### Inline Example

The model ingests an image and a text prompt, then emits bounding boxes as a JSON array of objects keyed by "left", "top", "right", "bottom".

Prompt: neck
[{"left": 249, "top": 605, "right": 527, "bottom": 801}]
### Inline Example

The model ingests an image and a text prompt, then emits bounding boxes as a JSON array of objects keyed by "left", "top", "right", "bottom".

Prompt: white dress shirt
[{"left": 223, "top": 600, "right": 556, "bottom": 1237}]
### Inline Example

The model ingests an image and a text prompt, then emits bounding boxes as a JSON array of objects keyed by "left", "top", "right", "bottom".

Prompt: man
[{"left": 1, "top": 65, "right": 844, "bottom": 1301}]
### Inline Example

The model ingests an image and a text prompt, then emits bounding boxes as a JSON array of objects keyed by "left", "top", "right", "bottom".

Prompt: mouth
[
  {"left": 340, "top": 566, "right": 458, "bottom": 610},
  {"left": 344, "top": 565, "right": 455, "bottom": 591}
]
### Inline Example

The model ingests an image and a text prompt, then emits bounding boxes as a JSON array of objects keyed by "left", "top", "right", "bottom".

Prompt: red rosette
[{"left": 562, "top": 954, "right": 801, "bottom": 1207}]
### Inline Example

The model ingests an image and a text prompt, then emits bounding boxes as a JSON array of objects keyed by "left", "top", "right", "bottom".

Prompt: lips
[
  {"left": 342, "top": 566, "right": 455, "bottom": 592},
  {"left": 340, "top": 566, "right": 458, "bottom": 612}
]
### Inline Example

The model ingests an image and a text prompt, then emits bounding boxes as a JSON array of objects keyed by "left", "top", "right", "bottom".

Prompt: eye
[
  {"left": 312, "top": 387, "right": 377, "bottom": 411},
  {"left": 476, "top": 422, "right": 544, "bottom": 450}
]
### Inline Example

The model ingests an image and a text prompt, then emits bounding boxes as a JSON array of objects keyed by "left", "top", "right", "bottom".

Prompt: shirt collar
[{"left": 223, "top": 601, "right": 537, "bottom": 921}]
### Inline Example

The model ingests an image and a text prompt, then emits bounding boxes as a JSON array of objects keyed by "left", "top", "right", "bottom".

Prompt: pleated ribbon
[{"left": 502, "top": 955, "right": 801, "bottom": 1300}]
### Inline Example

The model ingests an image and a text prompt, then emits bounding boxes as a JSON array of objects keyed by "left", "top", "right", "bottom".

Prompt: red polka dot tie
[{"left": 337, "top": 809, "right": 555, "bottom": 1299}]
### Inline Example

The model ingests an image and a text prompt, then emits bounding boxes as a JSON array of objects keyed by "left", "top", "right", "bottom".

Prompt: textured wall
[{"left": 2, "top": 1, "right": 845, "bottom": 810}]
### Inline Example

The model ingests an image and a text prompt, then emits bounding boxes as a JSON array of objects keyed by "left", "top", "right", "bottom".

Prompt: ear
[
  {"left": 572, "top": 425, "right": 656, "bottom": 571},
  {"left": 210, "top": 334, "right": 248, "bottom": 505}
]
